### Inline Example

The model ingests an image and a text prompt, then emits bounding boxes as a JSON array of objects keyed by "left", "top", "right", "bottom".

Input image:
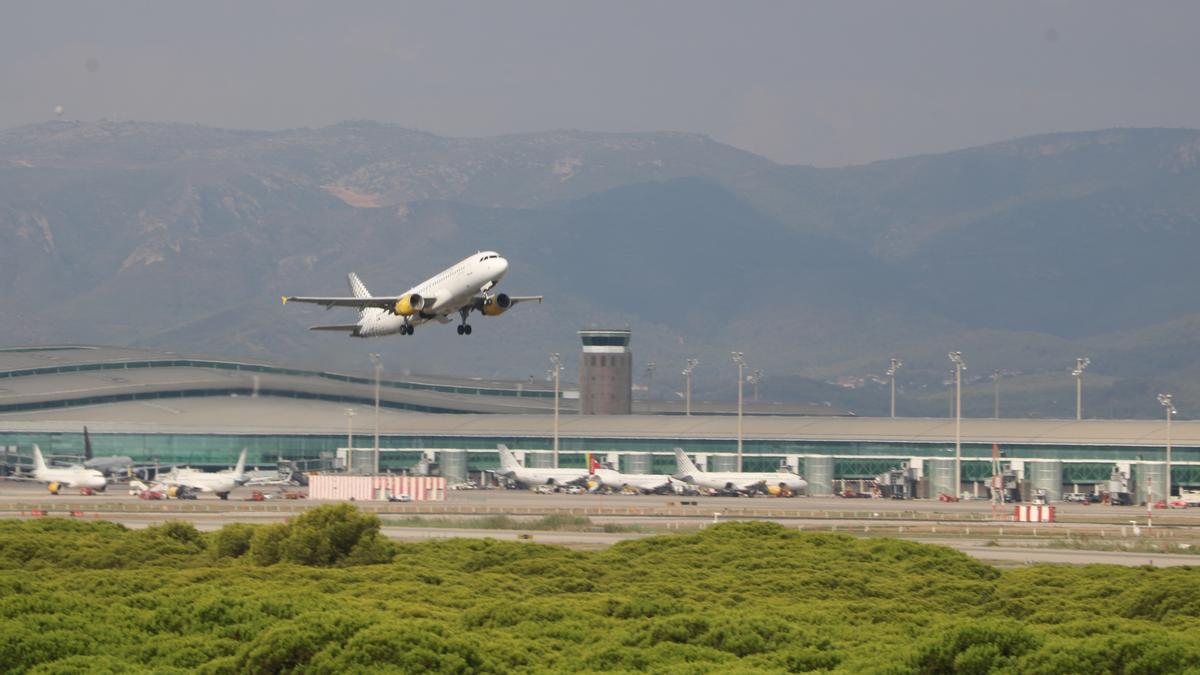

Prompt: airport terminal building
[{"left": 2, "top": 346, "right": 1198, "bottom": 500}]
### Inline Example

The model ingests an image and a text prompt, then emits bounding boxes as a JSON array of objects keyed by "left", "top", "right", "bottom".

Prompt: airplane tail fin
[
  {"left": 347, "top": 273, "right": 372, "bottom": 319},
  {"left": 32, "top": 444, "right": 49, "bottom": 473},
  {"left": 497, "top": 444, "right": 520, "bottom": 470},
  {"left": 673, "top": 448, "right": 701, "bottom": 477},
  {"left": 347, "top": 273, "right": 372, "bottom": 298},
  {"left": 588, "top": 453, "right": 602, "bottom": 474},
  {"left": 83, "top": 426, "right": 93, "bottom": 460},
  {"left": 233, "top": 448, "right": 247, "bottom": 478}
]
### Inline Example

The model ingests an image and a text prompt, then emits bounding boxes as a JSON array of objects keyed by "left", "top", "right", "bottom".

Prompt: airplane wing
[
  {"left": 506, "top": 296, "right": 543, "bottom": 305},
  {"left": 282, "top": 295, "right": 404, "bottom": 310},
  {"left": 470, "top": 294, "right": 544, "bottom": 315}
]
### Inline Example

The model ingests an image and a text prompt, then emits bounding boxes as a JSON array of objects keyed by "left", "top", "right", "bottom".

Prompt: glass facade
[{"left": 2, "top": 429, "right": 1196, "bottom": 482}]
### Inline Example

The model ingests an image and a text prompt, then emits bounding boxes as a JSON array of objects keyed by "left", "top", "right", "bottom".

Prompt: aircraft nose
[{"left": 495, "top": 257, "right": 509, "bottom": 276}]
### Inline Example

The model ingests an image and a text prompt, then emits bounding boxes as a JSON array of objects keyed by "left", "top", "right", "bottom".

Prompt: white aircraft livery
[
  {"left": 673, "top": 448, "right": 807, "bottom": 496},
  {"left": 588, "top": 456, "right": 680, "bottom": 494},
  {"left": 282, "top": 251, "right": 542, "bottom": 337},
  {"left": 24, "top": 445, "right": 108, "bottom": 493},
  {"left": 494, "top": 445, "right": 589, "bottom": 488},
  {"left": 154, "top": 449, "right": 248, "bottom": 500}
]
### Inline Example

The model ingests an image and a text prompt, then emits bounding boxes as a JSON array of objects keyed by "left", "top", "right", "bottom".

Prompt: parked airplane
[
  {"left": 588, "top": 455, "right": 681, "bottom": 494},
  {"left": 282, "top": 251, "right": 542, "bottom": 337},
  {"left": 19, "top": 445, "right": 108, "bottom": 494},
  {"left": 154, "top": 449, "right": 248, "bottom": 500},
  {"left": 673, "top": 448, "right": 807, "bottom": 496},
  {"left": 493, "top": 445, "right": 589, "bottom": 488},
  {"left": 80, "top": 426, "right": 136, "bottom": 477}
]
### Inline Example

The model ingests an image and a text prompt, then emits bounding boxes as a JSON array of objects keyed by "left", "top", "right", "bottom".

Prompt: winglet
[{"left": 281, "top": 296, "right": 288, "bottom": 305}]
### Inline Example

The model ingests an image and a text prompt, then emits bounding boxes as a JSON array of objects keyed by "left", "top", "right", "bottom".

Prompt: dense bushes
[{"left": 0, "top": 510, "right": 1198, "bottom": 672}]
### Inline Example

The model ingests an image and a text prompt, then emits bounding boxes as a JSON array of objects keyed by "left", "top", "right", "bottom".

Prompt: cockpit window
[{"left": 479, "top": 254, "right": 499, "bottom": 262}]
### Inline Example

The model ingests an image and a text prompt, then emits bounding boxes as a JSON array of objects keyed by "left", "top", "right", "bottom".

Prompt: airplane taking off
[
  {"left": 18, "top": 445, "right": 108, "bottom": 494},
  {"left": 154, "top": 449, "right": 248, "bottom": 500},
  {"left": 282, "top": 251, "right": 542, "bottom": 337},
  {"left": 673, "top": 448, "right": 807, "bottom": 496},
  {"left": 493, "top": 445, "right": 589, "bottom": 488},
  {"left": 588, "top": 455, "right": 681, "bottom": 494}
]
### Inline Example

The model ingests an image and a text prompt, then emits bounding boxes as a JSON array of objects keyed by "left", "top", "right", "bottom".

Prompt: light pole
[
  {"left": 887, "top": 358, "right": 902, "bottom": 418},
  {"left": 682, "top": 358, "right": 698, "bottom": 416},
  {"left": 949, "top": 352, "right": 966, "bottom": 499},
  {"left": 369, "top": 353, "right": 381, "bottom": 474},
  {"left": 948, "top": 370, "right": 955, "bottom": 418},
  {"left": 344, "top": 407, "right": 356, "bottom": 470},
  {"left": 732, "top": 352, "right": 746, "bottom": 471},
  {"left": 550, "top": 353, "right": 562, "bottom": 468},
  {"left": 992, "top": 370, "right": 1000, "bottom": 419},
  {"left": 1159, "top": 393, "right": 1176, "bottom": 499},
  {"left": 1073, "top": 357, "right": 1090, "bottom": 420}
]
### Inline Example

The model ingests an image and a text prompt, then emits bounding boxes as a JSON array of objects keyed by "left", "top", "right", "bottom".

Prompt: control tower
[{"left": 578, "top": 329, "right": 632, "bottom": 415}]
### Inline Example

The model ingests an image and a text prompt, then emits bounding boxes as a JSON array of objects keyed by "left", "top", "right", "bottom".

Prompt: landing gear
[
  {"left": 457, "top": 307, "right": 473, "bottom": 335},
  {"left": 400, "top": 323, "right": 413, "bottom": 335},
  {"left": 216, "top": 492, "right": 229, "bottom": 501},
  {"left": 457, "top": 324, "right": 473, "bottom": 335}
]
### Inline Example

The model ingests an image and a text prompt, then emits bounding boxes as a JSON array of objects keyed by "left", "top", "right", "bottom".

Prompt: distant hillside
[{"left": 2, "top": 120, "right": 1200, "bottom": 418}]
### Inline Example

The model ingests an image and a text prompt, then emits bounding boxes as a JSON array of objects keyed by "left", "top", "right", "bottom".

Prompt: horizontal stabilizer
[{"left": 308, "top": 324, "right": 361, "bottom": 333}]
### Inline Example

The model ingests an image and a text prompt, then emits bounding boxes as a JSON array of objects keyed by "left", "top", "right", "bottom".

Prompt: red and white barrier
[
  {"left": 1014, "top": 505, "right": 1055, "bottom": 522},
  {"left": 308, "top": 475, "right": 446, "bottom": 501}
]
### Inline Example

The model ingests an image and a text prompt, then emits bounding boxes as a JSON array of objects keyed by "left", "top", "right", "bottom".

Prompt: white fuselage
[
  {"left": 684, "top": 470, "right": 808, "bottom": 494},
  {"left": 591, "top": 468, "right": 678, "bottom": 494},
  {"left": 30, "top": 445, "right": 107, "bottom": 490},
  {"left": 499, "top": 466, "right": 590, "bottom": 488},
  {"left": 160, "top": 469, "right": 242, "bottom": 494},
  {"left": 495, "top": 445, "right": 588, "bottom": 487},
  {"left": 158, "top": 449, "right": 246, "bottom": 495},
  {"left": 357, "top": 252, "right": 509, "bottom": 337},
  {"left": 34, "top": 466, "right": 107, "bottom": 490}
]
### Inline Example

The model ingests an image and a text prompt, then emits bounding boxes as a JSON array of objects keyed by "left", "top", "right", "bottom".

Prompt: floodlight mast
[
  {"left": 886, "top": 358, "right": 902, "bottom": 418},
  {"left": 948, "top": 352, "right": 966, "bottom": 499},
  {"left": 992, "top": 370, "right": 1001, "bottom": 419},
  {"left": 370, "top": 353, "right": 382, "bottom": 474},
  {"left": 550, "top": 353, "right": 562, "bottom": 468},
  {"left": 344, "top": 408, "right": 356, "bottom": 470},
  {"left": 682, "top": 359, "right": 699, "bottom": 416},
  {"left": 1159, "top": 393, "right": 1176, "bottom": 499},
  {"left": 1073, "top": 357, "right": 1090, "bottom": 420},
  {"left": 732, "top": 352, "right": 746, "bottom": 471}
]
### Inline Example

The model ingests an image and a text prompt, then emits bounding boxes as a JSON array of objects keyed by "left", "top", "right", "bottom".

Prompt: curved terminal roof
[
  {"left": 3, "top": 394, "right": 1198, "bottom": 449},
  {"left": 0, "top": 346, "right": 845, "bottom": 417}
]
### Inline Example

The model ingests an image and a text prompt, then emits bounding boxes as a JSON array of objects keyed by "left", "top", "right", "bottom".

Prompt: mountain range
[{"left": 3, "top": 120, "right": 1199, "bottom": 419}]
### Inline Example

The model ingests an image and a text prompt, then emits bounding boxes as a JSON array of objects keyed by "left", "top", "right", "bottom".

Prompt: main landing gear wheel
[
  {"left": 457, "top": 324, "right": 473, "bottom": 335},
  {"left": 401, "top": 324, "right": 413, "bottom": 335}
]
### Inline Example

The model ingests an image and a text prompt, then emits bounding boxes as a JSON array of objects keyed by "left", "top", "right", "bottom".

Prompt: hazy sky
[{"left": 4, "top": 1, "right": 1199, "bottom": 165}]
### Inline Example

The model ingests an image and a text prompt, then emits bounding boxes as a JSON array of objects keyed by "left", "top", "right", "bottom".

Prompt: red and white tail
[{"left": 588, "top": 453, "right": 602, "bottom": 474}]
